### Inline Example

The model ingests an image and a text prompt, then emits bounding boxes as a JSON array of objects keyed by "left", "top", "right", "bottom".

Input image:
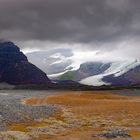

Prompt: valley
[
  {"left": 0, "top": 40, "right": 140, "bottom": 139},
  {"left": 0, "top": 90, "right": 140, "bottom": 140},
  {"left": 1, "top": 0, "right": 140, "bottom": 139},
  {"left": 27, "top": 49, "right": 140, "bottom": 87}
]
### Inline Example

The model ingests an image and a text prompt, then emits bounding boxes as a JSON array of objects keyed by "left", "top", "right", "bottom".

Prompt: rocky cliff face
[{"left": 0, "top": 41, "right": 51, "bottom": 85}]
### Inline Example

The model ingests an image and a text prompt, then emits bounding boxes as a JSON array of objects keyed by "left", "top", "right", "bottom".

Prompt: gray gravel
[
  {"left": 93, "top": 129, "right": 131, "bottom": 138},
  {"left": 0, "top": 90, "right": 58, "bottom": 131},
  {"left": 113, "top": 89, "right": 140, "bottom": 96}
]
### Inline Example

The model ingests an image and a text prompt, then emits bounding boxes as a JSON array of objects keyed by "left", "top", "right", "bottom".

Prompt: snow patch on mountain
[
  {"left": 105, "top": 59, "right": 140, "bottom": 77},
  {"left": 27, "top": 48, "right": 74, "bottom": 75},
  {"left": 65, "top": 50, "right": 100, "bottom": 71},
  {"left": 50, "top": 53, "right": 70, "bottom": 65},
  {"left": 80, "top": 74, "right": 111, "bottom": 86},
  {"left": 48, "top": 70, "right": 70, "bottom": 78},
  {"left": 80, "top": 59, "right": 140, "bottom": 86}
]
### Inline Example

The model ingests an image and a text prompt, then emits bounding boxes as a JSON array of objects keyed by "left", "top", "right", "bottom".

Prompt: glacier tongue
[
  {"left": 80, "top": 74, "right": 111, "bottom": 86},
  {"left": 80, "top": 59, "right": 140, "bottom": 86},
  {"left": 105, "top": 59, "right": 140, "bottom": 77}
]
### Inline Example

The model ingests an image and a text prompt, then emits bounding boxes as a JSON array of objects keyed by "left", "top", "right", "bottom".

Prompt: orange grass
[
  {"left": 35, "top": 128, "right": 100, "bottom": 140},
  {"left": 21, "top": 91, "right": 140, "bottom": 139},
  {"left": 8, "top": 121, "right": 49, "bottom": 132},
  {"left": 130, "top": 130, "right": 140, "bottom": 138},
  {"left": 24, "top": 91, "right": 140, "bottom": 119}
]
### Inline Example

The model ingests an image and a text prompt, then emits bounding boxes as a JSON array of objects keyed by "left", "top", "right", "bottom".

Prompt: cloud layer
[
  {"left": 0, "top": 0, "right": 140, "bottom": 42},
  {"left": 0, "top": 0, "right": 140, "bottom": 59}
]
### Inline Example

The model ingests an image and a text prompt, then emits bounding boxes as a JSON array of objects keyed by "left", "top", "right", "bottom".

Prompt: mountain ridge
[
  {"left": 27, "top": 49, "right": 140, "bottom": 87},
  {"left": 0, "top": 41, "right": 51, "bottom": 85}
]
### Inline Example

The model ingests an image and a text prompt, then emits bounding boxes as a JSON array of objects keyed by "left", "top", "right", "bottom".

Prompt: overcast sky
[{"left": 0, "top": 0, "right": 140, "bottom": 60}]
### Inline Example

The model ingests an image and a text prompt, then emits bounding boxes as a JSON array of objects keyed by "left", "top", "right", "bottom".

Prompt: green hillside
[{"left": 58, "top": 71, "right": 76, "bottom": 80}]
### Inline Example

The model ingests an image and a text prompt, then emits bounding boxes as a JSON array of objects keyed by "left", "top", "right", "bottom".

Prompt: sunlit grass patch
[
  {"left": 19, "top": 91, "right": 140, "bottom": 139},
  {"left": 8, "top": 121, "right": 49, "bottom": 132},
  {"left": 130, "top": 130, "right": 140, "bottom": 138}
]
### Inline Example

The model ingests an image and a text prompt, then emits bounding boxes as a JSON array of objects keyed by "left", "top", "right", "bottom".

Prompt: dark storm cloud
[{"left": 0, "top": 0, "right": 140, "bottom": 46}]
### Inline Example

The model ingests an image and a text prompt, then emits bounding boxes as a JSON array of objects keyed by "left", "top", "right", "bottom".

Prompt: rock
[
  {"left": 0, "top": 41, "right": 51, "bottom": 85},
  {"left": 93, "top": 129, "right": 131, "bottom": 138}
]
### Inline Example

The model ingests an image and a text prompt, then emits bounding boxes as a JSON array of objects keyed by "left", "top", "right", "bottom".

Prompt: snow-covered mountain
[
  {"left": 80, "top": 59, "right": 140, "bottom": 86},
  {"left": 26, "top": 48, "right": 73, "bottom": 75},
  {"left": 55, "top": 59, "right": 140, "bottom": 86},
  {"left": 27, "top": 48, "right": 140, "bottom": 86}
]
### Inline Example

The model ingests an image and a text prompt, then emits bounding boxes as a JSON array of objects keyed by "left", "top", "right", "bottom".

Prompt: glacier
[{"left": 80, "top": 59, "right": 140, "bottom": 86}]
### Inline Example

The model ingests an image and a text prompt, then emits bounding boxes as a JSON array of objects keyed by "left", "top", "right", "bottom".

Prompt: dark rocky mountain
[
  {"left": 78, "top": 62, "right": 111, "bottom": 79},
  {"left": 0, "top": 41, "right": 51, "bottom": 85}
]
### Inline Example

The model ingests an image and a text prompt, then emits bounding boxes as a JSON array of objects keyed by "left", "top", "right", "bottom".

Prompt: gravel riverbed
[{"left": 0, "top": 90, "right": 58, "bottom": 131}]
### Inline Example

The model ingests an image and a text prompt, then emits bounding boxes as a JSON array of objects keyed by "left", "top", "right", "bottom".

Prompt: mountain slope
[
  {"left": 80, "top": 60, "right": 140, "bottom": 86},
  {"left": 55, "top": 59, "right": 140, "bottom": 86},
  {"left": 103, "top": 64, "right": 140, "bottom": 86},
  {"left": 27, "top": 48, "right": 73, "bottom": 75},
  {"left": 57, "top": 62, "right": 111, "bottom": 81},
  {"left": 26, "top": 48, "right": 140, "bottom": 87},
  {"left": 0, "top": 41, "right": 51, "bottom": 85}
]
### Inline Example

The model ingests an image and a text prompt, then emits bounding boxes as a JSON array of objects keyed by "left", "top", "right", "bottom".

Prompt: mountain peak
[
  {"left": 0, "top": 41, "right": 51, "bottom": 85},
  {"left": 0, "top": 41, "right": 27, "bottom": 63}
]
